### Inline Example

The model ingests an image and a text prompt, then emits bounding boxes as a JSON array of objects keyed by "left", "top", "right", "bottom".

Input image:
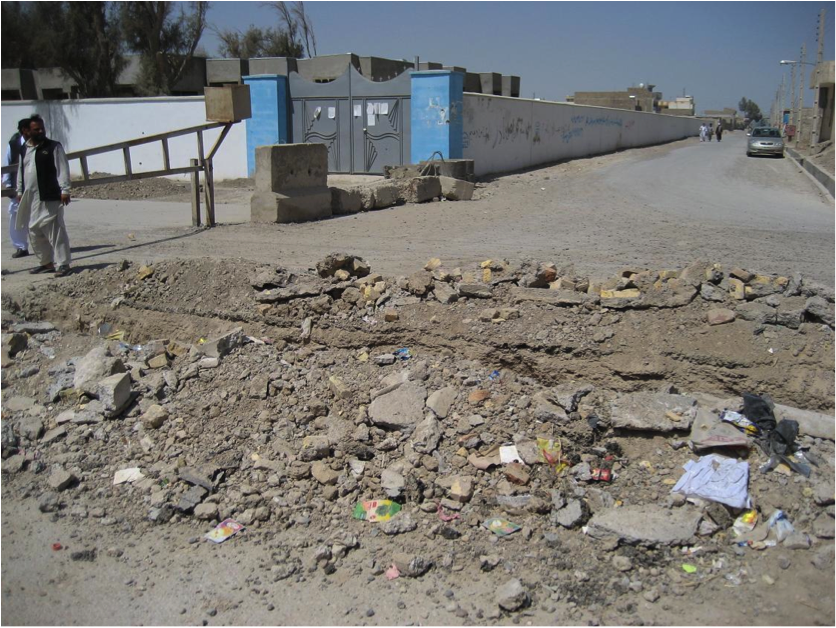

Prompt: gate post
[
  {"left": 242, "top": 74, "right": 290, "bottom": 177},
  {"left": 410, "top": 70, "right": 464, "bottom": 164}
]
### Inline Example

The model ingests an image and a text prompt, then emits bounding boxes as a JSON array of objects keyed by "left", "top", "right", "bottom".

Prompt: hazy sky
[{"left": 204, "top": 1, "right": 834, "bottom": 114}]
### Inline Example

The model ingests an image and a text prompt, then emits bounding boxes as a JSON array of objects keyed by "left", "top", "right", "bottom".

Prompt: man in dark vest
[
  {"left": 15, "top": 118, "right": 72, "bottom": 277},
  {"left": 3, "top": 118, "right": 33, "bottom": 258}
]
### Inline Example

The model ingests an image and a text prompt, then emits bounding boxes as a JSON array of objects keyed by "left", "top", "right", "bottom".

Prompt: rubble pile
[{"left": 1, "top": 254, "right": 834, "bottom": 622}]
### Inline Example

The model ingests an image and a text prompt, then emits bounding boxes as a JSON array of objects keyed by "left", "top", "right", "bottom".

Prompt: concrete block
[
  {"left": 330, "top": 187, "right": 362, "bottom": 215},
  {"left": 94, "top": 373, "right": 132, "bottom": 417},
  {"left": 464, "top": 72, "right": 482, "bottom": 93},
  {"left": 439, "top": 176, "right": 475, "bottom": 201},
  {"left": 206, "top": 59, "right": 249, "bottom": 85},
  {"left": 247, "top": 57, "right": 298, "bottom": 76},
  {"left": 400, "top": 177, "right": 441, "bottom": 204},
  {"left": 435, "top": 159, "right": 475, "bottom": 182},
  {"left": 251, "top": 189, "right": 333, "bottom": 223},
  {"left": 479, "top": 72, "right": 502, "bottom": 95},
  {"left": 254, "top": 144, "right": 328, "bottom": 193},
  {"left": 204, "top": 85, "right": 251, "bottom": 122},
  {"left": 355, "top": 187, "right": 376, "bottom": 210},
  {"left": 369, "top": 181, "right": 402, "bottom": 209},
  {"left": 501, "top": 75, "right": 521, "bottom": 97}
]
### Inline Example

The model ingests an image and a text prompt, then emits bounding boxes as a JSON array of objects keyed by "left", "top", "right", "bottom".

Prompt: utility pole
[
  {"left": 797, "top": 44, "right": 806, "bottom": 146},
  {"left": 790, "top": 61, "right": 797, "bottom": 130},
  {"left": 812, "top": 9, "right": 825, "bottom": 145}
]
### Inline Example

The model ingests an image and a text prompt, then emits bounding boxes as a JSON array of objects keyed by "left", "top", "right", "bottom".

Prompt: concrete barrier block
[
  {"left": 255, "top": 144, "right": 328, "bottom": 193},
  {"left": 331, "top": 187, "right": 363, "bottom": 215},
  {"left": 369, "top": 181, "right": 402, "bottom": 209},
  {"left": 400, "top": 177, "right": 441, "bottom": 204},
  {"left": 439, "top": 176, "right": 475, "bottom": 201},
  {"left": 251, "top": 189, "right": 332, "bottom": 223}
]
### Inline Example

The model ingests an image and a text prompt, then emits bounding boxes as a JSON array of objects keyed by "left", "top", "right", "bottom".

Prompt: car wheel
[{"left": 746, "top": 151, "right": 752, "bottom": 157}]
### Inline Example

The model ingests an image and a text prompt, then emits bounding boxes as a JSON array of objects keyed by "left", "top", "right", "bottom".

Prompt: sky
[{"left": 204, "top": 1, "right": 834, "bottom": 114}]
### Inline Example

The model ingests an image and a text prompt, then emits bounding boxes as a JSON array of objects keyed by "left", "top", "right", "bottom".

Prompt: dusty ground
[{"left": 1, "top": 136, "right": 834, "bottom": 626}]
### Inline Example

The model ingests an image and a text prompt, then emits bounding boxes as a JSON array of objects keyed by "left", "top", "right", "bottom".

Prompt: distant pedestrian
[
  {"left": 699, "top": 123, "right": 707, "bottom": 142},
  {"left": 707, "top": 124, "right": 713, "bottom": 141},
  {"left": 716, "top": 122, "right": 723, "bottom": 142},
  {"left": 3, "top": 118, "right": 33, "bottom": 258}
]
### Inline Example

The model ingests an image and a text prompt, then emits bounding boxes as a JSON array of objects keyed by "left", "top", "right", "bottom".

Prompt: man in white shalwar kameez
[{"left": 15, "top": 118, "right": 72, "bottom": 277}]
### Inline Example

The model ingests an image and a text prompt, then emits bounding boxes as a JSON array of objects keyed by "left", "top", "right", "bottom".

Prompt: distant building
[
  {"left": 702, "top": 108, "right": 740, "bottom": 129},
  {"left": 566, "top": 83, "right": 661, "bottom": 112},
  {"left": 1, "top": 53, "right": 522, "bottom": 101},
  {"left": 659, "top": 96, "right": 695, "bottom": 116},
  {"left": 810, "top": 60, "right": 835, "bottom": 145}
]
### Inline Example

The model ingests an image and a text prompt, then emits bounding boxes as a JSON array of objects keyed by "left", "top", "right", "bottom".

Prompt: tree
[
  {"left": 214, "top": 2, "right": 314, "bottom": 60},
  {"left": 60, "top": 3, "right": 126, "bottom": 98},
  {"left": 121, "top": 1, "right": 209, "bottom": 95},
  {"left": 738, "top": 97, "right": 763, "bottom": 122},
  {"left": 1, "top": 2, "right": 124, "bottom": 98},
  {"left": 215, "top": 25, "right": 303, "bottom": 59}
]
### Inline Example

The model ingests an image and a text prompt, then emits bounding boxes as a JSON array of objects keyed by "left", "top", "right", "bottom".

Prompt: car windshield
[{"left": 752, "top": 128, "right": 780, "bottom": 138}]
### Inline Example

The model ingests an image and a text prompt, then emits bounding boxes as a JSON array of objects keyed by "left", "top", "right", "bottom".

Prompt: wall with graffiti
[{"left": 462, "top": 94, "right": 701, "bottom": 176}]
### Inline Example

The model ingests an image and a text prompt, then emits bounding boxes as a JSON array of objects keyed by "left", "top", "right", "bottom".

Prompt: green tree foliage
[
  {"left": 1, "top": 2, "right": 124, "bottom": 98},
  {"left": 738, "top": 97, "right": 763, "bottom": 122},
  {"left": 214, "top": 1, "right": 314, "bottom": 60},
  {"left": 121, "top": 1, "right": 209, "bottom": 95}
]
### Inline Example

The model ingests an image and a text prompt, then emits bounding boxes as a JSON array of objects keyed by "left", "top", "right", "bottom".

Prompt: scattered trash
[
  {"left": 52, "top": 543, "right": 62, "bottom": 551},
  {"left": 499, "top": 445, "right": 524, "bottom": 464},
  {"left": 393, "top": 348, "right": 411, "bottom": 361},
  {"left": 97, "top": 322, "right": 114, "bottom": 337},
  {"left": 385, "top": 564, "right": 400, "bottom": 580},
  {"left": 483, "top": 517, "right": 522, "bottom": 537},
  {"left": 113, "top": 467, "right": 145, "bottom": 485},
  {"left": 437, "top": 502, "right": 460, "bottom": 522},
  {"left": 742, "top": 393, "right": 776, "bottom": 434},
  {"left": 591, "top": 467, "right": 613, "bottom": 482},
  {"left": 205, "top": 518, "right": 245, "bottom": 544},
  {"left": 689, "top": 408, "right": 751, "bottom": 450},
  {"left": 758, "top": 419, "right": 810, "bottom": 477},
  {"left": 537, "top": 437, "right": 561, "bottom": 467},
  {"left": 732, "top": 510, "right": 759, "bottom": 536},
  {"left": 681, "top": 563, "right": 698, "bottom": 574},
  {"left": 352, "top": 500, "right": 402, "bottom": 523},
  {"left": 720, "top": 410, "right": 759, "bottom": 436},
  {"left": 672, "top": 454, "right": 750, "bottom": 509},
  {"left": 488, "top": 370, "right": 501, "bottom": 381},
  {"left": 766, "top": 510, "right": 795, "bottom": 542}
]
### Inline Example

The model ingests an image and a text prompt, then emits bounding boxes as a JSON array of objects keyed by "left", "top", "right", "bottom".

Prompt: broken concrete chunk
[
  {"left": 609, "top": 392, "right": 697, "bottom": 432},
  {"left": 805, "top": 296, "right": 834, "bottom": 327},
  {"left": 410, "top": 416, "right": 442, "bottom": 454},
  {"left": 141, "top": 404, "right": 169, "bottom": 429},
  {"left": 774, "top": 404, "right": 835, "bottom": 441},
  {"left": 202, "top": 328, "right": 244, "bottom": 359},
  {"left": 457, "top": 283, "right": 493, "bottom": 299},
  {"left": 177, "top": 485, "right": 208, "bottom": 512},
  {"left": 438, "top": 176, "right": 475, "bottom": 201},
  {"left": 706, "top": 308, "right": 736, "bottom": 326},
  {"left": 496, "top": 578, "right": 529, "bottom": 612},
  {"left": 392, "top": 553, "right": 432, "bottom": 578},
  {"left": 586, "top": 505, "right": 702, "bottom": 546},
  {"left": 48, "top": 469, "right": 76, "bottom": 491},
  {"left": 73, "top": 346, "right": 127, "bottom": 396},
  {"left": 94, "top": 373, "right": 132, "bottom": 417},
  {"left": 299, "top": 435, "right": 331, "bottom": 462},
  {"left": 368, "top": 382, "right": 427, "bottom": 432},
  {"left": 426, "top": 387, "right": 457, "bottom": 419}
]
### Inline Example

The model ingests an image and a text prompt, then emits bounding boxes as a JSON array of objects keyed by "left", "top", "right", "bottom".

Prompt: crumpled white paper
[{"left": 672, "top": 454, "right": 750, "bottom": 509}]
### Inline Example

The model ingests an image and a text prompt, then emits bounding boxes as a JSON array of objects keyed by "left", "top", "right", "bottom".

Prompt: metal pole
[
  {"left": 812, "top": 9, "right": 825, "bottom": 145},
  {"left": 798, "top": 44, "right": 806, "bottom": 146},
  {"left": 190, "top": 159, "right": 201, "bottom": 227}
]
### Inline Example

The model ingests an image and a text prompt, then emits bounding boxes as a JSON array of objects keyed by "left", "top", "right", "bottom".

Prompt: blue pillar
[
  {"left": 410, "top": 71, "right": 464, "bottom": 164},
  {"left": 242, "top": 75, "right": 289, "bottom": 177}
]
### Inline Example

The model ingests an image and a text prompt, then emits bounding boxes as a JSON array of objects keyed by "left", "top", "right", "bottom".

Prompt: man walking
[
  {"left": 3, "top": 118, "right": 33, "bottom": 258},
  {"left": 15, "top": 118, "right": 73, "bottom": 277}
]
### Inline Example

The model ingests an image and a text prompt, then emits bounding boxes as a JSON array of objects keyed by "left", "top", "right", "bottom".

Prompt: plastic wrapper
[
  {"left": 352, "top": 499, "right": 401, "bottom": 522},
  {"left": 483, "top": 517, "right": 521, "bottom": 537}
]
